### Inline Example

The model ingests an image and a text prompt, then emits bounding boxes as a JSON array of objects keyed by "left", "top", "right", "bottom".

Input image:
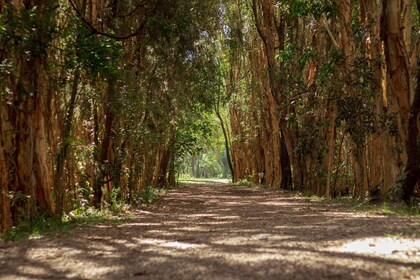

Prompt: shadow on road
[{"left": 1, "top": 184, "right": 419, "bottom": 279}]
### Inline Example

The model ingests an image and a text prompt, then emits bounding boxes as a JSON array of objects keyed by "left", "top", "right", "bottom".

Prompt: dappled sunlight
[
  {"left": 162, "top": 241, "right": 207, "bottom": 250},
  {"left": 174, "top": 226, "right": 208, "bottom": 232},
  {"left": 1, "top": 184, "right": 418, "bottom": 279},
  {"left": 124, "top": 222, "right": 162, "bottom": 226},
  {"left": 333, "top": 237, "right": 420, "bottom": 259},
  {"left": 257, "top": 201, "right": 309, "bottom": 207}
]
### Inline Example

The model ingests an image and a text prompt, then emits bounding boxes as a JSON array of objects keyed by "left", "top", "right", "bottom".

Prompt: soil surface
[{"left": 1, "top": 183, "right": 419, "bottom": 279}]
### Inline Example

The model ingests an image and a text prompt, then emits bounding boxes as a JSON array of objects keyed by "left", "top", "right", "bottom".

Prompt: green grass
[
  {"left": 0, "top": 215, "right": 70, "bottom": 241},
  {"left": 178, "top": 175, "right": 231, "bottom": 184},
  {"left": 0, "top": 207, "right": 136, "bottom": 242},
  {"left": 134, "top": 186, "right": 166, "bottom": 205},
  {"left": 349, "top": 201, "right": 419, "bottom": 216},
  {"left": 233, "top": 179, "right": 265, "bottom": 189},
  {"left": 294, "top": 191, "right": 420, "bottom": 216},
  {"left": 0, "top": 187, "right": 170, "bottom": 242}
]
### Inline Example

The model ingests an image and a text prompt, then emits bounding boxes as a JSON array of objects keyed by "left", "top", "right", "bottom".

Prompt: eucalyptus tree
[
  {"left": 222, "top": 0, "right": 419, "bottom": 202},
  {"left": 0, "top": 1, "right": 57, "bottom": 230},
  {"left": 0, "top": 0, "right": 224, "bottom": 231}
]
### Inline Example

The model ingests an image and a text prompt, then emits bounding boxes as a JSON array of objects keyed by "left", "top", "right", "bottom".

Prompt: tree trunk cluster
[{"left": 227, "top": 0, "right": 419, "bottom": 202}]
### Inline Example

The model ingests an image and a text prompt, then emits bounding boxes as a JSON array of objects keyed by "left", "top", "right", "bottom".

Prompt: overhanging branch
[{"left": 68, "top": 0, "right": 147, "bottom": 40}]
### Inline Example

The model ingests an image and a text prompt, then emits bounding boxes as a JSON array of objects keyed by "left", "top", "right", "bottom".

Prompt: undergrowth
[
  {"left": 237, "top": 181, "right": 419, "bottom": 216},
  {"left": 178, "top": 175, "right": 231, "bottom": 184},
  {"left": 234, "top": 179, "right": 265, "bottom": 189},
  {"left": 348, "top": 200, "right": 419, "bottom": 216},
  {"left": 0, "top": 208, "right": 133, "bottom": 242},
  {"left": 1, "top": 186, "right": 166, "bottom": 241},
  {"left": 295, "top": 192, "right": 419, "bottom": 216},
  {"left": 133, "top": 186, "right": 166, "bottom": 205}
]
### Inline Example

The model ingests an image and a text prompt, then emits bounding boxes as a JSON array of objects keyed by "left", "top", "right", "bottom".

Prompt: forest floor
[{"left": 1, "top": 183, "right": 419, "bottom": 280}]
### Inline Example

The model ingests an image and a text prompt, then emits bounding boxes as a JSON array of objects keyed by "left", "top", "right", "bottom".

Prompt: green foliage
[
  {"left": 134, "top": 186, "right": 166, "bottom": 205},
  {"left": 350, "top": 201, "right": 420, "bottom": 217},
  {"left": 277, "top": 43, "right": 296, "bottom": 63},
  {"left": 0, "top": 208, "right": 133, "bottom": 241},
  {"left": 75, "top": 34, "right": 123, "bottom": 78},
  {"left": 298, "top": 49, "right": 318, "bottom": 68},
  {"left": 0, "top": 213, "right": 68, "bottom": 241},
  {"left": 295, "top": 192, "right": 419, "bottom": 217},
  {"left": 234, "top": 179, "right": 265, "bottom": 189},
  {"left": 0, "top": 4, "right": 57, "bottom": 59},
  {"left": 176, "top": 116, "right": 214, "bottom": 157},
  {"left": 178, "top": 175, "right": 230, "bottom": 184},
  {"left": 277, "top": 0, "right": 334, "bottom": 18},
  {"left": 177, "top": 110, "right": 230, "bottom": 180}
]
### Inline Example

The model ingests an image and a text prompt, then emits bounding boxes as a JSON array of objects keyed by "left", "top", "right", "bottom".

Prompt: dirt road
[{"left": 1, "top": 184, "right": 419, "bottom": 279}]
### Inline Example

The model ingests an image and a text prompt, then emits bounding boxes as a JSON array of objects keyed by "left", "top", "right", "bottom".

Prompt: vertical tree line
[
  {"left": 222, "top": 0, "right": 419, "bottom": 202},
  {"left": 0, "top": 0, "right": 419, "bottom": 233},
  {"left": 0, "top": 0, "right": 221, "bottom": 231}
]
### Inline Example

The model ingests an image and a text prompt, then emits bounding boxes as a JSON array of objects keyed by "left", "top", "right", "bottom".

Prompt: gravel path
[{"left": 1, "top": 183, "right": 419, "bottom": 279}]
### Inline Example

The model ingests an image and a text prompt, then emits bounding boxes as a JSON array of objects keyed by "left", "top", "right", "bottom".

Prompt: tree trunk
[
  {"left": 382, "top": 0, "right": 413, "bottom": 163},
  {"left": 54, "top": 68, "right": 80, "bottom": 219},
  {"left": 215, "top": 104, "right": 234, "bottom": 181},
  {"left": 93, "top": 79, "right": 116, "bottom": 208},
  {"left": 388, "top": 41, "right": 420, "bottom": 203},
  {"left": 0, "top": 1, "right": 56, "bottom": 230}
]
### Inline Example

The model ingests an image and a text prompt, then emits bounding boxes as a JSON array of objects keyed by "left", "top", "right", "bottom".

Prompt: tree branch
[
  {"left": 115, "top": 1, "right": 147, "bottom": 18},
  {"left": 68, "top": 0, "right": 147, "bottom": 40},
  {"left": 320, "top": 13, "right": 340, "bottom": 49}
]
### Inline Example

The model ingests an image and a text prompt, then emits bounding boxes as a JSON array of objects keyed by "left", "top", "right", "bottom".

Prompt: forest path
[{"left": 1, "top": 184, "right": 419, "bottom": 279}]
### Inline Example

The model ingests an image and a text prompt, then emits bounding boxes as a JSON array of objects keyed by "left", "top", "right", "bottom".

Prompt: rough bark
[
  {"left": 388, "top": 0, "right": 420, "bottom": 202},
  {"left": 382, "top": 0, "right": 413, "bottom": 162},
  {"left": 0, "top": 1, "right": 56, "bottom": 230},
  {"left": 54, "top": 69, "right": 80, "bottom": 219}
]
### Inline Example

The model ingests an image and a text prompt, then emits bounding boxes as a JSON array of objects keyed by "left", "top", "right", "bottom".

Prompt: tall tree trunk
[
  {"left": 398, "top": 57, "right": 420, "bottom": 203},
  {"left": 383, "top": 0, "right": 417, "bottom": 201},
  {"left": 252, "top": 0, "right": 289, "bottom": 188},
  {"left": 215, "top": 103, "right": 234, "bottom": 181},
  {"left": 93, "top": 78, "right": 116, "bottom": 208},
  {"left": 54, "top": 68, "right": 80, "bottom": 219},
  {"left": 382, "top": 0, "right": 413, "bottom": 163},
  {"left": 388, "top": 0, "right": 420, "bottom": 201},
  {"left": 0, "top": 1, "right": 56, "bottom": 230}
]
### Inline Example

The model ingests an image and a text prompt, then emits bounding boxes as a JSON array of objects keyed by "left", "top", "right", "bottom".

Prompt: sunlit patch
[
  {"left": 17, "top": 266, "right": 49, "bottom": 276},
  {"left": 139, "top": 238, "right": 165, "bottom": 245},
  {"left": 124, "top": 222, "right": 162, "bottom": 226},
  {"left": 223, "top": 202, "right": 244, "bottom": 206},
  {"left": 197, "top": 221, "right": 232, "bottom": 225},
  {"left": 335, "top": 237, "right": 420, "bottom": 259},
  {"left": 162, "top": 241, "right": 205, "bottom": 250},
  {"left": 175, "top": 226, "right": 206, "bottom": 231},
  {"left": 136, "top": 210, "right": 155, "bottom": 215},
  {"left": 211, "top": 215, "right": 240, "bottom": 220},
  {"left": 91, "top": 225, "right": 113, "bottom": 228},
  {"left": 138, "top": 238, "right": 206, "bottom": 250}
]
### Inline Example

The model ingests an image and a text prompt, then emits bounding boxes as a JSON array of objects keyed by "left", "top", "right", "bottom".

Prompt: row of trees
[
  {"left": 1, "top": 0, "right": 419, "bottom": 233},
  {"left": 178, "top": 114, "right": 232, "bottom": 179},
  {"left": 222, "top": 0, "right": 419, "bottom": 202},
  {"left": 0, "top": 0, "right": 221, "bottom": 231}
]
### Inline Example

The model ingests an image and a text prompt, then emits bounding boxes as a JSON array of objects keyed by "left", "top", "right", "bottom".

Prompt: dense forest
[{"left": 0, "top": 0, "right": 419, "bottom": 233}]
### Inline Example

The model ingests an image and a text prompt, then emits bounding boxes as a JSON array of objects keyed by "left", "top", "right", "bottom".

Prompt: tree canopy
[{"left": 0, "top": 0, "right": 419, "bottom": 231}]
